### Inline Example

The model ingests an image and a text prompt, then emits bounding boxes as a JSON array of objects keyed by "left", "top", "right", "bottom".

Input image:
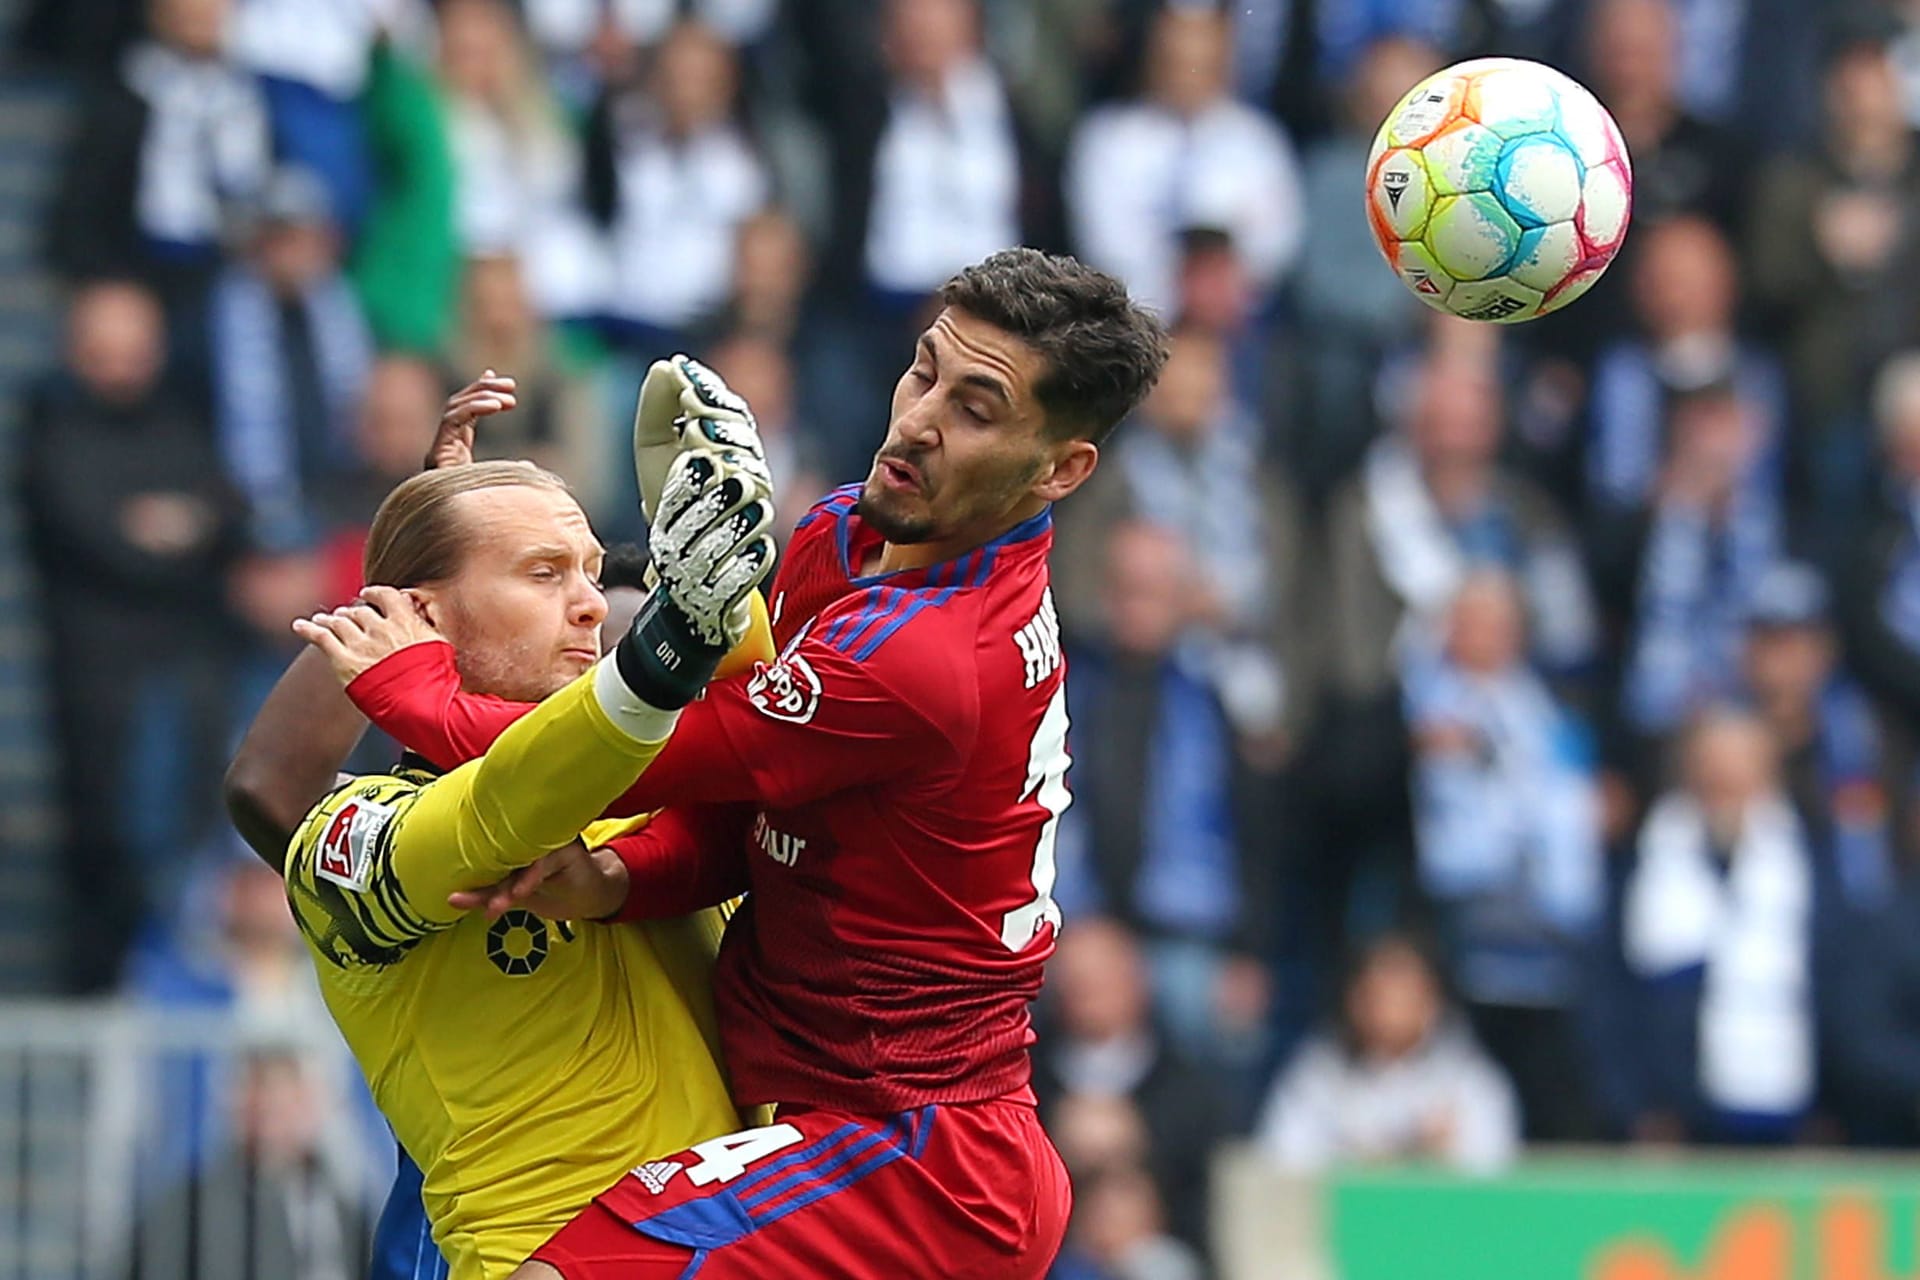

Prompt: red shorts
[{"left": 531, "top": 1096, "right": 1070, "bottom": 1280}]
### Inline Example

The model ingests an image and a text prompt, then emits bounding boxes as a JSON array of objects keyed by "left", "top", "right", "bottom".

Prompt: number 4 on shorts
[{"left": 683, "top": 1123, "right": 805, "bottom": 1187}]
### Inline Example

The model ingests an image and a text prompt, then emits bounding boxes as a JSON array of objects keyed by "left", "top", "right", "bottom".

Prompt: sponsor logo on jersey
[
  {"left": 316, "top": 797, "right": 395, "bottom": 892},
  {"left": 634, "top": 1160, "right": 684, "bottom": 1194},
  {"left": 747, "top": 626, "right": 822, "bottom": 724},
  {"left": 752, "top": 813, "right": 807, "bottom": 867}
]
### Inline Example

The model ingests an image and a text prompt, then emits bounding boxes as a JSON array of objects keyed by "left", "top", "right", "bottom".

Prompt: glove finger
[
  {"left": 707, "top": 533, "right": 779, "bottom": 612},
  {"left": 658, "top": 468, "right": 767, "bottom": 562},
  {"left": 652, "top": 451, "right": 725, "bottom": 540},
  {"left": 680, "top": 414, "right": 767, "bottom": 461},
  {"left": 673, "top": 355, "right": 752, "bottom": 420},
  {"left": 676, "top": 498, "right": 774, "bottom": 588}
]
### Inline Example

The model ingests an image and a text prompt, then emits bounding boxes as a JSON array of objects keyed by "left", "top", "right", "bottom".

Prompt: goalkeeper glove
[
  {"left": 633, "top": 354, "right": 771, "bottom": 523},
  {"left": 614, "top": 449, "right": 776, "bottom": 710}
]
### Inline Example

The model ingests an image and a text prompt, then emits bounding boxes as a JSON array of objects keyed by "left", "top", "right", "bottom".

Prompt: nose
[
  {"left": 892, "top": 396, "right": 941, "bottom": 450},
  {"left": 572, "top": 579, "right": 608, "bottom": 631}
]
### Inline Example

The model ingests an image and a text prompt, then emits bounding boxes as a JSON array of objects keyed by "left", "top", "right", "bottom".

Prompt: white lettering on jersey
[
  {"left": 316, "top": 797, "right": 395, "bottom": 892},
  {"left": 748, "top": 619, "right": 822, "bottom": 724},
  {"left": 753, "top": 812, "right": 807, "bottom": 867},
  {"left": 1012, "top": 588, "right": 1063, "bottom": 690}
]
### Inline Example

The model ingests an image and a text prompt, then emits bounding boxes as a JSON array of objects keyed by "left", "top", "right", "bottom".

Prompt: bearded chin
[{"left": 856, "top": 482, "right": 936, "bottom": 544}]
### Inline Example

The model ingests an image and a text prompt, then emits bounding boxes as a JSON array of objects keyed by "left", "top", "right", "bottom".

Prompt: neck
[{"left": 866, "top": 495, "right": 1048, "bottom": 576}]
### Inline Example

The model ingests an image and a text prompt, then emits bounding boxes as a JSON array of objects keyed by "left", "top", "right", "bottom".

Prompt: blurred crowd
[{"left": 21, "top": 0, "right": 1920, "bottom": 1275}]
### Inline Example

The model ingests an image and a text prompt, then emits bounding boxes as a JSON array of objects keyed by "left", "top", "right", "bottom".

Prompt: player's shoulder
[
  {"left": 293, "top": 771, "right": 424, "bottom": 858},
  {"left": 791, "top": 483, "right": 864, "bottom": 539}
]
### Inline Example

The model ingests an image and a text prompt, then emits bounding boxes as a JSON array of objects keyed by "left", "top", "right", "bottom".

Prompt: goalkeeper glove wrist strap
[{"left": 613, "top": 587, "right": 726, "bottom": 711}]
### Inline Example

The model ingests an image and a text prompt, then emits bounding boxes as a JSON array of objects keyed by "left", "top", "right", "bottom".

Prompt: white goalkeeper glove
[
  {"left": 633, "top": 354, "right": 772, "bottom": 523},
  {"left": 610, "top": 449, "right": 776, "bottom": 709}
]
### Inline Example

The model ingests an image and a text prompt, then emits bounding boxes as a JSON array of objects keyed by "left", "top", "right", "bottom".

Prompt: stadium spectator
[
  {"left": 18, "top": 281, "right": 246, "bottom": 993},
  {"left": 1032, "top": 917, "right": 1224, "bottom": 1262},
  {"left": 208, "top": 167, "right": 373, "bottom": 553},
  {"left": 1601, "top": 708, "right": 1830, "bottom": 1144},
  {"left": 435, "top": 0, "right": 598, "bottom": 320},
  {"left": 700, "top": 329, "right": 830, "bottom": 542},
  {"left": 1839, "top": 352, "right": 1920, "bottom": 798},
  {"left": 1065, "top": 5, "right": 1303, "bottom": 317},
  {"left": 1291, "top": 34, "right": 1438, "bottom": 487},
  {"left": 348, "top": 36, "right": 460, "bottom": 353},
  {"left": 448, "top": 256, "right": 604, "bottom": 508},
  {"left": 1049, "top": 1160, "right": 1204, "bottom": 1280},
  {"left": 1611, "top": 381, "right": 1784, "bottom": 746},
  {"left": 1748, "top": 14, "right": 1920, "bottom": 511},
  {"left": 1326, "top": 346, "right": 1598, "bottom": 707},
  {"left": 1821, "top": 847, "right": 1920, "bottom": 1145},
  {"left": 584, "top": 20, "right": 770, "bottom": 349},
  {"left": 46, "top": 0, "right": 272, "bottom": 310},
  {"left": 128, "top": 1049, "right": 374, "bottom": 1280},
  {"left": 1585, "top": 217, "right": 1786, "bottom": 544},
  {"left": 1054, "top": 325, "right": 1312, "bottom": 768},
  {"left": 1585, "top": 0, "right": 1751, "bottom": 238},
  {"left": 1056, "top": 522, "right": 1273, "bottom": 1067},
  {"left": 1403, "top": 570, "right": 1603, "bottom": 1141},
  {"left": 223, "top": 0, "right": 408, "bottom": 237},
  {"left": 1254, "top": 933, "right": 1520, "bottom": 1174},
  {"left": 1741, "top": 560, "right": 1899, "bottom": 907}
]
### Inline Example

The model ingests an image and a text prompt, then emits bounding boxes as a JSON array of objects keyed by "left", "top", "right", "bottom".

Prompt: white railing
[{"left": 0, "top": 1001, "right": 391, "bottom": 1280}]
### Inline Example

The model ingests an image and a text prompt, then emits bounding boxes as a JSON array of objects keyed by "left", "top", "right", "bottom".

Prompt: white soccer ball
[{"left": 1366, "top": 57, "right": 1633, "bottom": 324}]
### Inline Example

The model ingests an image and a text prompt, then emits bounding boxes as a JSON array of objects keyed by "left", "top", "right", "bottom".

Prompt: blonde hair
[{"left": 363, "top": 461, "right": 572, "bottom": 587}]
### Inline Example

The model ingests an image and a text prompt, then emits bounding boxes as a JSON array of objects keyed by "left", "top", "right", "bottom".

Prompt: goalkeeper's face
[
  {"left": 418, "top": 485, "right": 609, "bottom": 703},
  {"left": 863, "top": 308, "right": 1094, "bottom": 547}
]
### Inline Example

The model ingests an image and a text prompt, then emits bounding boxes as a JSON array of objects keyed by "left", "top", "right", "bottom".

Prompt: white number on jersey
[
  {"left": 1001, "top": 683, "right": 1070, "bottom": 950},
  {"left": 683, "top": 1123, "right": 806, "bottom": 1187}
]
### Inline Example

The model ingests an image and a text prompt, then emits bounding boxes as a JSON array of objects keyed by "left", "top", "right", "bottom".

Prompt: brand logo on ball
[
  {"left": 1458, "top": 293, "right": 1530, "bottom": 322},
  {"left": 1382, "top": 167, "right": 1410, "bottom": 211},
  {"left": 1394, "top": 89, "right": 1450, "bottom": 141}
]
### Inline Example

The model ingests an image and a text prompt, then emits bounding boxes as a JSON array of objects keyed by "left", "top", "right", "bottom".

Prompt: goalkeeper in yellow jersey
[{"left": 224, "top": 367, "right": 777, "bottom": 1280}]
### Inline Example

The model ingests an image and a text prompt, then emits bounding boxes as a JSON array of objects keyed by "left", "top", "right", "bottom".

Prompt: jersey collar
[{"left": 837, "top": 504, "right": 1053, "bottom": 591}]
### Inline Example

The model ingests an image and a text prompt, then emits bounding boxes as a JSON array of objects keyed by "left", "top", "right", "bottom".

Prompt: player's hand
[
  {"left": 446, "top": 841, "right": 630, "bottom": 922},
  {"left": 291, "top": 586, "right": 441, "bottom": 684},
  {"left": 650, "top": 448, "right": 777, "bottom": 651},
  {"left": 425, "top": 370, "right": 518, "bottom": 471},
  {"left": 633, "top": 355, "right": 771, "bottom": 521}
]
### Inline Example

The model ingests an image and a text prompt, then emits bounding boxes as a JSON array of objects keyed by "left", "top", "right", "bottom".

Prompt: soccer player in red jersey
[{"left": 342, "top": 248, "right": 1168, "bottom": 1279}]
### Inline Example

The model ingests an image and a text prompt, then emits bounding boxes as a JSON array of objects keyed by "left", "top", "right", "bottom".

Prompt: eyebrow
[{"left": 918, "top": 334, "right": 1013, "bottom": 410}]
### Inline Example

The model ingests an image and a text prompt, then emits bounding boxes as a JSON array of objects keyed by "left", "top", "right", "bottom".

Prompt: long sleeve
[{"left": 605, "top": 804, "right": 754, "bottom": 921}]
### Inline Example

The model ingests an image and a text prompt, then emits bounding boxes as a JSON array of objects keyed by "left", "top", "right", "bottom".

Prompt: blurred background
[{"left": 5, "top": 0, "right": 1920, "bottom": 1276}]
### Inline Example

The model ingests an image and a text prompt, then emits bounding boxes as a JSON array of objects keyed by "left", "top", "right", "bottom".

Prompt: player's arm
[
  {"left": 343, "top": 593, "right": 776, "bottom": 774},
  {"left": 224, "top": 375, "right": 517, "bottom": 869},
  {"left": 226, "top": 586, "right": 438, "bottom": 871},
  {"left": 297, "top": 449, "right": 777, "bottom": 925}
]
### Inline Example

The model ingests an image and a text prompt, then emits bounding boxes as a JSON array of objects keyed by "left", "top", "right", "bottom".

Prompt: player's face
[
  {"left": 420, "top": 485, "right": 607, "bottom": 703},
  {"left": 862, "top": 308, "right": 1096, "bottom": 550}
]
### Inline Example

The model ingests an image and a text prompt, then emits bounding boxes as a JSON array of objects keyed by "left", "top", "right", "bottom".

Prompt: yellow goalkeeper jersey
[{"left": 285, "top": 618, "right": 771, "bottom": 1279}]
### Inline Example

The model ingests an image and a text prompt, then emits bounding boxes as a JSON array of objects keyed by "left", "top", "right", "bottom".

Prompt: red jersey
[{"left": 346, "top": 485, "right": 1072, "bottom": 1116}]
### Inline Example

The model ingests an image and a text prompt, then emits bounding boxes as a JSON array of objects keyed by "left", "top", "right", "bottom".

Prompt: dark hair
[
  {"left": 599, "top": 542, "right": 652, "bottom": 592},
  {"left": 937, "top": 248, "right": 1169, "bottom": 445}
]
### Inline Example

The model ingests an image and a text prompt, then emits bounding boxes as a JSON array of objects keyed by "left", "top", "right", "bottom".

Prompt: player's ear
[
  {"left": 1034, "top": 438, "right": 1097, "bottom": 504},
  {"left": 410, "top": 585, "right": 444, "bottom": 629}
]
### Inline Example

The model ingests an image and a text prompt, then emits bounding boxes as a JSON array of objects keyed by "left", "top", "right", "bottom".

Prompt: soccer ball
[{"left": 1365, "top": 57, "right": 1632, "bottom": 324}]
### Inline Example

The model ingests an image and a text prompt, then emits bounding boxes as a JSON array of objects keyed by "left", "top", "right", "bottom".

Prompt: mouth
[
  {"left": 562, "top": 647, "right": 599, "bottom": 666},
  {"left": 877, "top": 457, "right": 922, "bottom": 494}
]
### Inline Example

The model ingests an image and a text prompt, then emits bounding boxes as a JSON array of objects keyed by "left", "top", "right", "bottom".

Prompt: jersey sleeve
[
  {"left": 347, "top": 640, "right": 526, "bottom": 772},
  {"left": 288, "top": 660, "right": 681, "bottom": 964},
  {"left": 344, "top": 594, "right": 779, "bottom": 773},
  {"left": 611, "top": 600, "right": 980, "bottom": 814},
  {"left": 605, "top": 804, "right": 754, "bottom": 921}
]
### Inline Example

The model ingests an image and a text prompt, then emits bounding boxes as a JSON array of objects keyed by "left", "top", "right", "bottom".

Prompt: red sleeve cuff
[{"left": 345, "top": 639, "right": 459, "bottom": 719}]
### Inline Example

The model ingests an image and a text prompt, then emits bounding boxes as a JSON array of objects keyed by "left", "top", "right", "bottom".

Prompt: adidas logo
[{"left": 634, "top": 1160, "right": 684, "bottom": 1194}]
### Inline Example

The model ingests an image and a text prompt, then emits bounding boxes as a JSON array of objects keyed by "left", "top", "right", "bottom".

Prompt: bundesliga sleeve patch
[{"left": 316, "top": 796, "right": 397, "bottom": 892}]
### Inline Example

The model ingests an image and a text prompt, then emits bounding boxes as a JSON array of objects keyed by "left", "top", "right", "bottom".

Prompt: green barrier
[{"left": 1332, "top": 1157, "right": 1920, "bottom": 1280}]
